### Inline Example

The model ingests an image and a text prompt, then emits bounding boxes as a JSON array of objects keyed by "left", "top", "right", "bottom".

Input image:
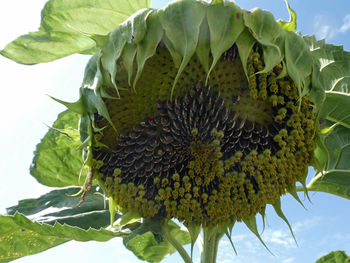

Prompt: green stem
[
  {"left": 161, "top": 220, "right": 192, "bottom": 263},
  {"left": 201, "top": 227, "right": 224, "bottom": 263},
  {"left": 213, "top": 230, "right": 224, "bottom": 262}
]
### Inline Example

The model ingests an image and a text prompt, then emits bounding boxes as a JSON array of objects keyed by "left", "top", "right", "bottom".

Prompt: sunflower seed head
[{"left": 93, "top": 43, "right": 315, "bottom": 226}]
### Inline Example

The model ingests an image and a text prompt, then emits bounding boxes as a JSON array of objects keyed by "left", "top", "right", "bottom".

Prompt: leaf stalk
[{"left": 162, "top": 220, "right": 192, "bottom": 263}]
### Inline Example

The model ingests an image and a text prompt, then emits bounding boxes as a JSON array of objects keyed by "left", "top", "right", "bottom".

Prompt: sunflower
[{"left": 79, "top": 0, "right": 317, "bottom": 228}]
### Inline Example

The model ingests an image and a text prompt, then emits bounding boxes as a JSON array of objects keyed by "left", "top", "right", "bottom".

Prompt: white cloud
[
  {"left": 231, "top": 234, "right": 251, "bottom": 242},
  {"left": 244, "top": 240, "right": 259, "bottom": 253},
  {"left": 263, "top": 229, "right": 296, "bottom": 249},
  {"left": 313, "top": 13, "right": 350, "bottom": 40},
  {"left": 292, "top": 216, "right": 324, "bottom": 233},
  {"left": 339, "top": 14, "right": 350, "bottom": 33},
  {"left": 313, "top": 15, "right": 336, "bottom": 40},
  {"left": 282, "top": 257, "right": 295, "bottom": 263}
]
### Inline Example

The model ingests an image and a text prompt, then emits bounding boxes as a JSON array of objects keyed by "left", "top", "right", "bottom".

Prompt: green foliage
[
  {"left": 319, "top": 92, "right": 350, "bottom": 130},
  {"left": 123, "top": 219, "right": 190, "bottom": 263},
  {"left": 6, "top": 187, "right": 111, "bottom": 230},
  {"left": 308, "top": 170, "right": 350, "bottom": 200},
  {"left": 0, "top": 213, "right": 128, "bottom": 263},
  {"left": 1, "top": 185, "right": 190, "bottom": 262},
  {"left": 316, "top": 251, "right": 350, "bottom": 263},
  {"left": 302, "top": 36, "right": 350, "bottom": 199},
  {"left": 0, "top": 0, "right": 151, "bottom": 64},
  {"left": 30, "top": 110, "right": 87, "bottom": 187}
]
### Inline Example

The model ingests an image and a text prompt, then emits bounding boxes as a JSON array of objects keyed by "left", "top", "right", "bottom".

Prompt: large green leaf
[
  {"left": 324, "top": 125, "right": 350, "bottom": 171},
  {"left": 301, "top": 36, "right": 350, "bottom": 200},
  {"left": 308, "top": 170, "right": 350, "bottom": 200},
  {"left": 303, "top": 35, "right": 350, "bottom": 106},
  {"left": 0, "top": 0, "right": 151, "bottom": 64},
  {"left": 2, "top": 186, "right": 191, "bottom": 263},
  {"left": 309, "top": 122, "right": 350, "bottom": 199},
  {"left": 0, "top": 31, "right": 95, "bottom": 65},
  {"left": 315, "top": 250, "right": 350, "bottom": 263},
  {"left": 6, "top": 187, "right": 112, "bottom": 230},
  {"left": 30, "top": 110, "right": 86, "bottom": 187},
  {"left": 40, "top": 0, "right": 148, "bottom": 34},
  {"left": 123, "top": 219, "right": 191, "bottom": 263},
  {"left": 320, "top": 91, "right": 350, "bottom": 130},
  {"left": 0, "top": 213, "right": 132, "bottom": 263}
]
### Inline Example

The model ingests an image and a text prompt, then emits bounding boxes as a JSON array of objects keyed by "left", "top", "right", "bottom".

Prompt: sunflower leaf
[
  {"left": 320, "top": 92, "right": 350, "bottom": 130},
  {"left": 288, "top": 186, "right": 306, "bottom": 209},
  {"left": 30, "top": 110, "right": 87, "bottom": 187},
  {"left": 0, "top": 0, "right": 151, "bottom": 64},
  {"left": 308, "top": 170, "right": 350, "bottom": 200},
  {"left": 301, "top": 36, "right": 350, "bottom": 200},
  {"left": 0, "top": 31, "right": 95, "bottom": 65},
  {"left": 6, "top": 187, "right": 112, "bottom": 230},
  {"left": 123, "top": 219, "right": 190, "bottom": 263},
  {"left": 303, "top": 35, "right": 350, "bottom": 108},
  {"left": 315, "top": 250, "right": 350, "bottom": 263},
  {"left": 0, "top": 212, "right": 129, "bottom": 262},
  {"left": 307, "top": 124, "right": 350, "bottom": 199},
  {"left": 321, "top": 124, "right": 350, "bottom": 171}
]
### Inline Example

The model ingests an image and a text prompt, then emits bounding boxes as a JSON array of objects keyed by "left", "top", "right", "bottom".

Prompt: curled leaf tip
[{"left": 277, "top": 0, "right": 297, "bottom": 31}]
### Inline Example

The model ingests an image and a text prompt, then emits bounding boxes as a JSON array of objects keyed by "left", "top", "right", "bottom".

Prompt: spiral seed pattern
[{"left": 93, "top": 44, "right": 315, "bottom": 226}]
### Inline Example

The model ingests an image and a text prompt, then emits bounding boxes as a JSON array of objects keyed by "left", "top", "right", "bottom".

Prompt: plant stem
[
  {"left": 161, "top": 220, "right": 192, "bottom": 263},
  {"left": 213, "top": 230, "right": 224, "bottom": 262},
  {"left": 200, "top": 227, "right": 224, "bottom": 263}
]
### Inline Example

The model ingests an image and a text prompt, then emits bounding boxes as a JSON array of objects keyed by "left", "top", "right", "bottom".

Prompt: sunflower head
[{"left": 82, "top": 0, "right": 317, "bottom": 227}]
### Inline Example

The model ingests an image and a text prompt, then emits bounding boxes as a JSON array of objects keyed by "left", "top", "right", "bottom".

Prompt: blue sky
[{"left": 0, "top": 0, "right": 349, "bottom": 262}]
